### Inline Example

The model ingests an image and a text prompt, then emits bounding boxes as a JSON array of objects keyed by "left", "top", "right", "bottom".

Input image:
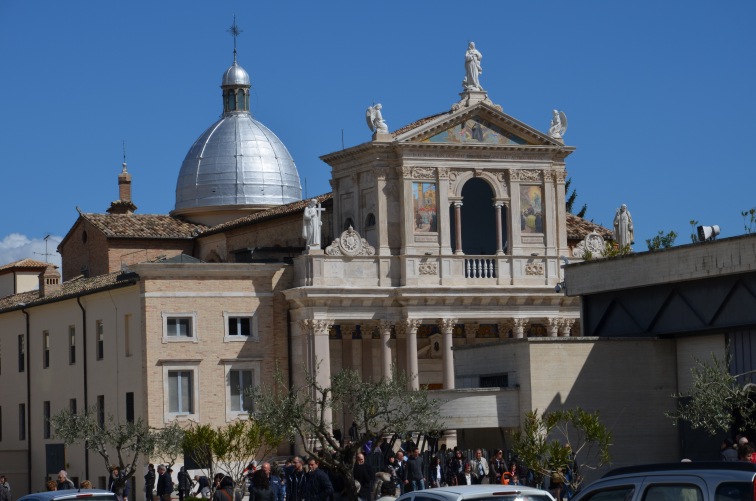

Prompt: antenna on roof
[
  {"left": 341, "top": 129, "right": 344, "bottom": 150},
  {"left": 34, "top": 234, "right": 54, "bottom": 263},
  {"left": 304, "top": 178, "right": 308, "bottom": 199},
  {"left": 227, "top": 15, "right": 243, "bottom": 63}
]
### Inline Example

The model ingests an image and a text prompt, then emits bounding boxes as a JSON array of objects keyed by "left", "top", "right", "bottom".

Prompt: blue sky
[{"left": 1, "top": 1, "right": 754, "bottom": 269}]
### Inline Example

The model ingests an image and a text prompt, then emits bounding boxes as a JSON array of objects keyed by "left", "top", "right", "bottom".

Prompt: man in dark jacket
[
  {"left": 145, "top": 464, "right": 156, "bottom": 501},
  {"left": 404, "top": 448, "right": 425, "bottom": 492},
  {"left": 304, "top": 458, "right": 333, "bottom": 501},
  {"left": 352, "top": 453, "right": 373, "bottom": 501},
  {"left": 156, "top": 465, "right": 173, "bottom": 501},
  {"left": 286, "top": 457, "right": 307, "bottom": 501}
]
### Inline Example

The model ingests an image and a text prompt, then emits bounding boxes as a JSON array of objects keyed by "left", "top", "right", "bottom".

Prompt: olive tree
[
  {"left": 52, "top": 408, "right": 184, "bottom": 495},
  {"left": 512, "top": 408, "right": 611, "bottom": 494},
  {"left": 667, "top": 350, "right": 756, "bottom": 435},
  {"left": 252, "top": 366, "right": 444, "bottom": 501},
  {"left": 183, "top": 419, "right": 282, "bottom": 496}
]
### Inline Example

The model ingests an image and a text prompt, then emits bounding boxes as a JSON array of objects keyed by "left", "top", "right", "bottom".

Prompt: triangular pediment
[
  {"left": 393, "top": 101, "right": 562, "bottom": 147},
  {"left": 424, "top": 116, "right": 529, "bottom": 145}
]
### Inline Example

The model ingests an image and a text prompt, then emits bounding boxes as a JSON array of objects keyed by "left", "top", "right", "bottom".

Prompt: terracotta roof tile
[
  {"left": 0, "top": 270, "right": 136, "bottom": 312},
  {"left": 392, "top": 112, "right": 450, "bottom": 137},
  {"left": 82, "top": 213, "right": 206, "bottom": 239},
  {"left": 0, "top": 258, "right": 53, "bottom": 273},
  {"left": 566, "top": 213, "right": 613, "bottom": 240},
  {"left": 202, "top": 193, "right": 333, "bottom": 235}
]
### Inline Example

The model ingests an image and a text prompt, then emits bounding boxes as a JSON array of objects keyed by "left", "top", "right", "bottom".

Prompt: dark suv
[{"left": 571, "top": 462, "right": 756, "bottom": 501}]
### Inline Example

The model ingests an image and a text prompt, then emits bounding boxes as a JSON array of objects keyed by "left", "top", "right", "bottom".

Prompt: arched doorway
[{"left": 449, "top": 178, "right": 502, "bottom": 255}]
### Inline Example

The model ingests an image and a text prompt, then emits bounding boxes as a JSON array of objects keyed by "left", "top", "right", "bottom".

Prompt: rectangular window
[
  {"left": 124, "top": 314, "right": 132, "bottom": 357},
  {"left": 167, "top": 317, "right": 193, "bottom": 337},
  {"left": 69, "top": 325, "right": 76, "bottom": 364},
  {"left": 168, "top": 370, "right": 194, "bottom": 414},
  {"left": 126, "top": 392, "right": 134, "bottom": 423},
  {"left": 97, "top": 395, "right": 104, "bottom": 428},
  {"left": 96, "top": 320, "right": 104, "bottom": 360},
  {"left": 70, "top": 398, "right": 77, "bottom": 415},
  {"left": 229, "top": 369, "right": 254, "bottom": 412},
  {"left": 43, "top": 330, "right": 50, "bottom": 369},
  {"left": 43, "top": 401, "right": 51, "bottom": 439},
  {"left": 229, "top": 317, "right": 252, "bottom": 337},
  {"left": 18, "top": 334, "right": 24, "bottom": 372},
  {"left": 479, "top": 374, "right": 509, "bottom": 388},
  {"left": 18, "top": 404, "right": 25, "bottom": 440}
]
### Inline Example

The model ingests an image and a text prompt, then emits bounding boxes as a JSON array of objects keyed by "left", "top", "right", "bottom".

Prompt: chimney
[
  {"left": 39, "top": 266, "right": 62, "bottom": 297},
  {"left": 107, "top": 162, "right": 138, "bottom": 214}
]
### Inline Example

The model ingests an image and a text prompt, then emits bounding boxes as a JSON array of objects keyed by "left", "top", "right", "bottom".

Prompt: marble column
[
  {"left": 494, "top": 203, "right": 504, "bottom": 255},
  {"left": 437, "top": 319, "right": 457, "bottom": 390},
  {"left": 547, "top": 318, "right": 560, "bottom": 338},
  {"left": 399, "top": 319, "right": 422, "bottom": 390},
  {"left": 464, "top": 323, "right": 478, "bottom": 345},
  {"left": 378, "top": 320, "right": 393, "bottom": 380},
  {"left": 513, "top": 318, "right": 529, "bottom": 339},
  {"left": 395, "top": 322, "right": 407, "bottom": 380},
  {"left": 299, "top": 319, "right": 334, "bottom": 427},
  {"left": 454, "top": 202, "right": 464, "bottom": 255},
  {"left": 341, "top": 324, "right": 355, "bottom": 371},
  {"left": 361, "top": 324, "right": 374, "bottom": 382}
]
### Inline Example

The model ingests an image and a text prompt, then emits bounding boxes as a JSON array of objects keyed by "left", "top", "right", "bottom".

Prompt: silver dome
[
  {"left": 222, "top": 62, "right": 250, "bottom": 87},
  {"left": 175, "top": 114, "right": 302, "bottom": 210}
]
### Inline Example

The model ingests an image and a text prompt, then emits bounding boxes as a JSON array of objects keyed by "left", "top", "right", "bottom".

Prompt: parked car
[
  {"left": 17, "top": 490, "right": 116, "bottom": 501},
  {"left": 571, "top": 461, "right": 756, "bottom": 501},
  {"left": 396, "top": 484, "right": 555, "bottom": 501}
]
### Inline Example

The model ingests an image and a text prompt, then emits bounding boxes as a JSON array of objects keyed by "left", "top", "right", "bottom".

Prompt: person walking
[
  {"left": 145, "top": 465, "right": 156, "bottom": 501},
  {"left": 156, "top": 465, "right": 173, "bottom": 501},
  {"left": 403, "top": 448, "right": 425, "bottom": 492},
  {"left": 178, "top": 467, "right": 193, "bottom": 501},
  {"left": 304, "top": 458, "right": 333, "bottom": 501},
  {"left": 0, "top": 475, "right": 11, "bottom": 501}
]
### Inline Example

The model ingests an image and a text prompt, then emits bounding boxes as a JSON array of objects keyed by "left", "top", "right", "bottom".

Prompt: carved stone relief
[
  {"left": 572, "top": 232, "right": 606, "bottom": 259},
  {"left": 437, "top": 168, "right": 450, "bottom": 179},
  {"left": 543, "top": 171, "right": 555, "bottom": 182},
  {"left": 510, "top": 170, "right": 542, "bottom": 182},
  {"left": 325, "top": 226, "right": 376, "bottom": 256},
  {"left": 525, "top": 262, "right": 545, "bottom": 275},
  {"left": 419, "top": 262, "right": 438, "bottom": 275},
  {"left": 412, "top": 167, "right": 436, "bottom": 179}
]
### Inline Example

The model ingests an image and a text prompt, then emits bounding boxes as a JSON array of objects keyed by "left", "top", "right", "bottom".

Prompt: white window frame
[
  {"left": 223, "top": 360, "right": 260, "bottom": 421},
  {"left": 161, "top": 312, "right": 198, "bottom": 343},
  {"left": 162, "top": 362, "right": 200, "bottom": 422},
  {"left": 223, "top": 312, "right": 259, "bottom": 342}
]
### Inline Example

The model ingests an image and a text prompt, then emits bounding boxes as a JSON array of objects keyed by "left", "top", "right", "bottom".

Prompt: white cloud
[{"left": 0, "top": 233, "right": 63, "bottom": 269}]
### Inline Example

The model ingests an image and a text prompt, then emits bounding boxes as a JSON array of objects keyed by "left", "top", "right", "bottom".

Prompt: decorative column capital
[
  {"left": 547, "top": 317, "right": 560, "bottom": 337},
  {"left": 378, "top": 320, "right": 393, "bottom": 335},
  {"left": 437, "top": 318, "right": 458, "bottom": 333},
  {"left": 559, "top": 318, "right": 576, "bottom": 337},
  {"left": 463, "top": 322, "right": 477, "bottom": 341},
  {"left": 298, "top": 319, "right": 334, "bottom": 336},
  {"left": 405, "top": 319, "right": 422, "bottom": 333},
  {"left": 497, "top": 320, "right": 514, "bottom": 339}
]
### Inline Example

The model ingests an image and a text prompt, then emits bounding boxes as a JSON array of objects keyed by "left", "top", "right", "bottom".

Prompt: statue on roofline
[
  {"left": 463, "top": 41, "right": 483, "bottom": 92},
  {"left": 366, "top": 104, "right": 389, "bottom": 134}
]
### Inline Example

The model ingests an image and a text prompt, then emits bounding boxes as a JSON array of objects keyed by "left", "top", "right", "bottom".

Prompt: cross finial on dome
[{"left": 227, "top": 15, "right": 243, "bottom": 63}]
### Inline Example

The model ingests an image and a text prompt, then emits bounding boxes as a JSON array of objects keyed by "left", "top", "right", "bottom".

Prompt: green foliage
[
  {"left": 182, "top": 419, "right": 282, "bottom": 494},
  {"left": 646, "top": 230, "right": 678, "bottom": 251},
  {"left": 602, "top": 241, "right": 632, "bottom": 258},
  {"left": 689, "top": 220, "right": 699, "bottom": 243},
  {"left": 512, "top": 408, "right": 612, "bottom": 493},
  {"left": 565, "top": 178, "right": 588, "bottom": 219},
  {"left": 742, "top": 208, "right": 756, "bottom": 234},
  {"left": 666, "top": 349, "right": 756, "bottom": 436},
  {"left": 252, "top": 365, "right": 443, "bottom": 501},
  {"left": 51, "top": 408, "right": 184, "bottom": 493}
]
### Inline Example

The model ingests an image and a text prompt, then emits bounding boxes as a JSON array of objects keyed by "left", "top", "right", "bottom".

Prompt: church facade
[{"left": 0, "top": 43, "right": 614, "bottom": 494}]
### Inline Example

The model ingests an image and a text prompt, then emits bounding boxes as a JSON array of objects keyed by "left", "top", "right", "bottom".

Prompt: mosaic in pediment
[{"left": 424, "top": 117, "right": 528, "bottom": 145}]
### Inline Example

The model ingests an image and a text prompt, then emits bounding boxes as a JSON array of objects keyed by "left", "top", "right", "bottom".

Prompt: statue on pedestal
[
  {"left": 463, "top": 42, "right": 483, "bottom": 91},
  {"left": 613, "top": 204, "right": 634, "bottom": 248},
  {"left": 302, "top": 199, "right": 324, "bottom": 248},
  {"left": 548, "top": 110, "right": 568, "bottom": 139},
  {"left": 366, "top": 104, "right": 389, "bottom": 134}
]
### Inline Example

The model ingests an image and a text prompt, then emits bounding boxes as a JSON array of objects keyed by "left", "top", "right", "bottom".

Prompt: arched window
[{"left": 365, "top": 213, "right": 376, "bottom": 228}]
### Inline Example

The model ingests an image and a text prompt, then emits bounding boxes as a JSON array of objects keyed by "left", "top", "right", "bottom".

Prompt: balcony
[{"left": 293, "top": 254, "right": 562, "bottom": 288}]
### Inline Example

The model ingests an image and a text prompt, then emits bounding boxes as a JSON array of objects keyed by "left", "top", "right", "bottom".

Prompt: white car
[{"left": 396, "top": 484, "right": 555, "bottom": 501}]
